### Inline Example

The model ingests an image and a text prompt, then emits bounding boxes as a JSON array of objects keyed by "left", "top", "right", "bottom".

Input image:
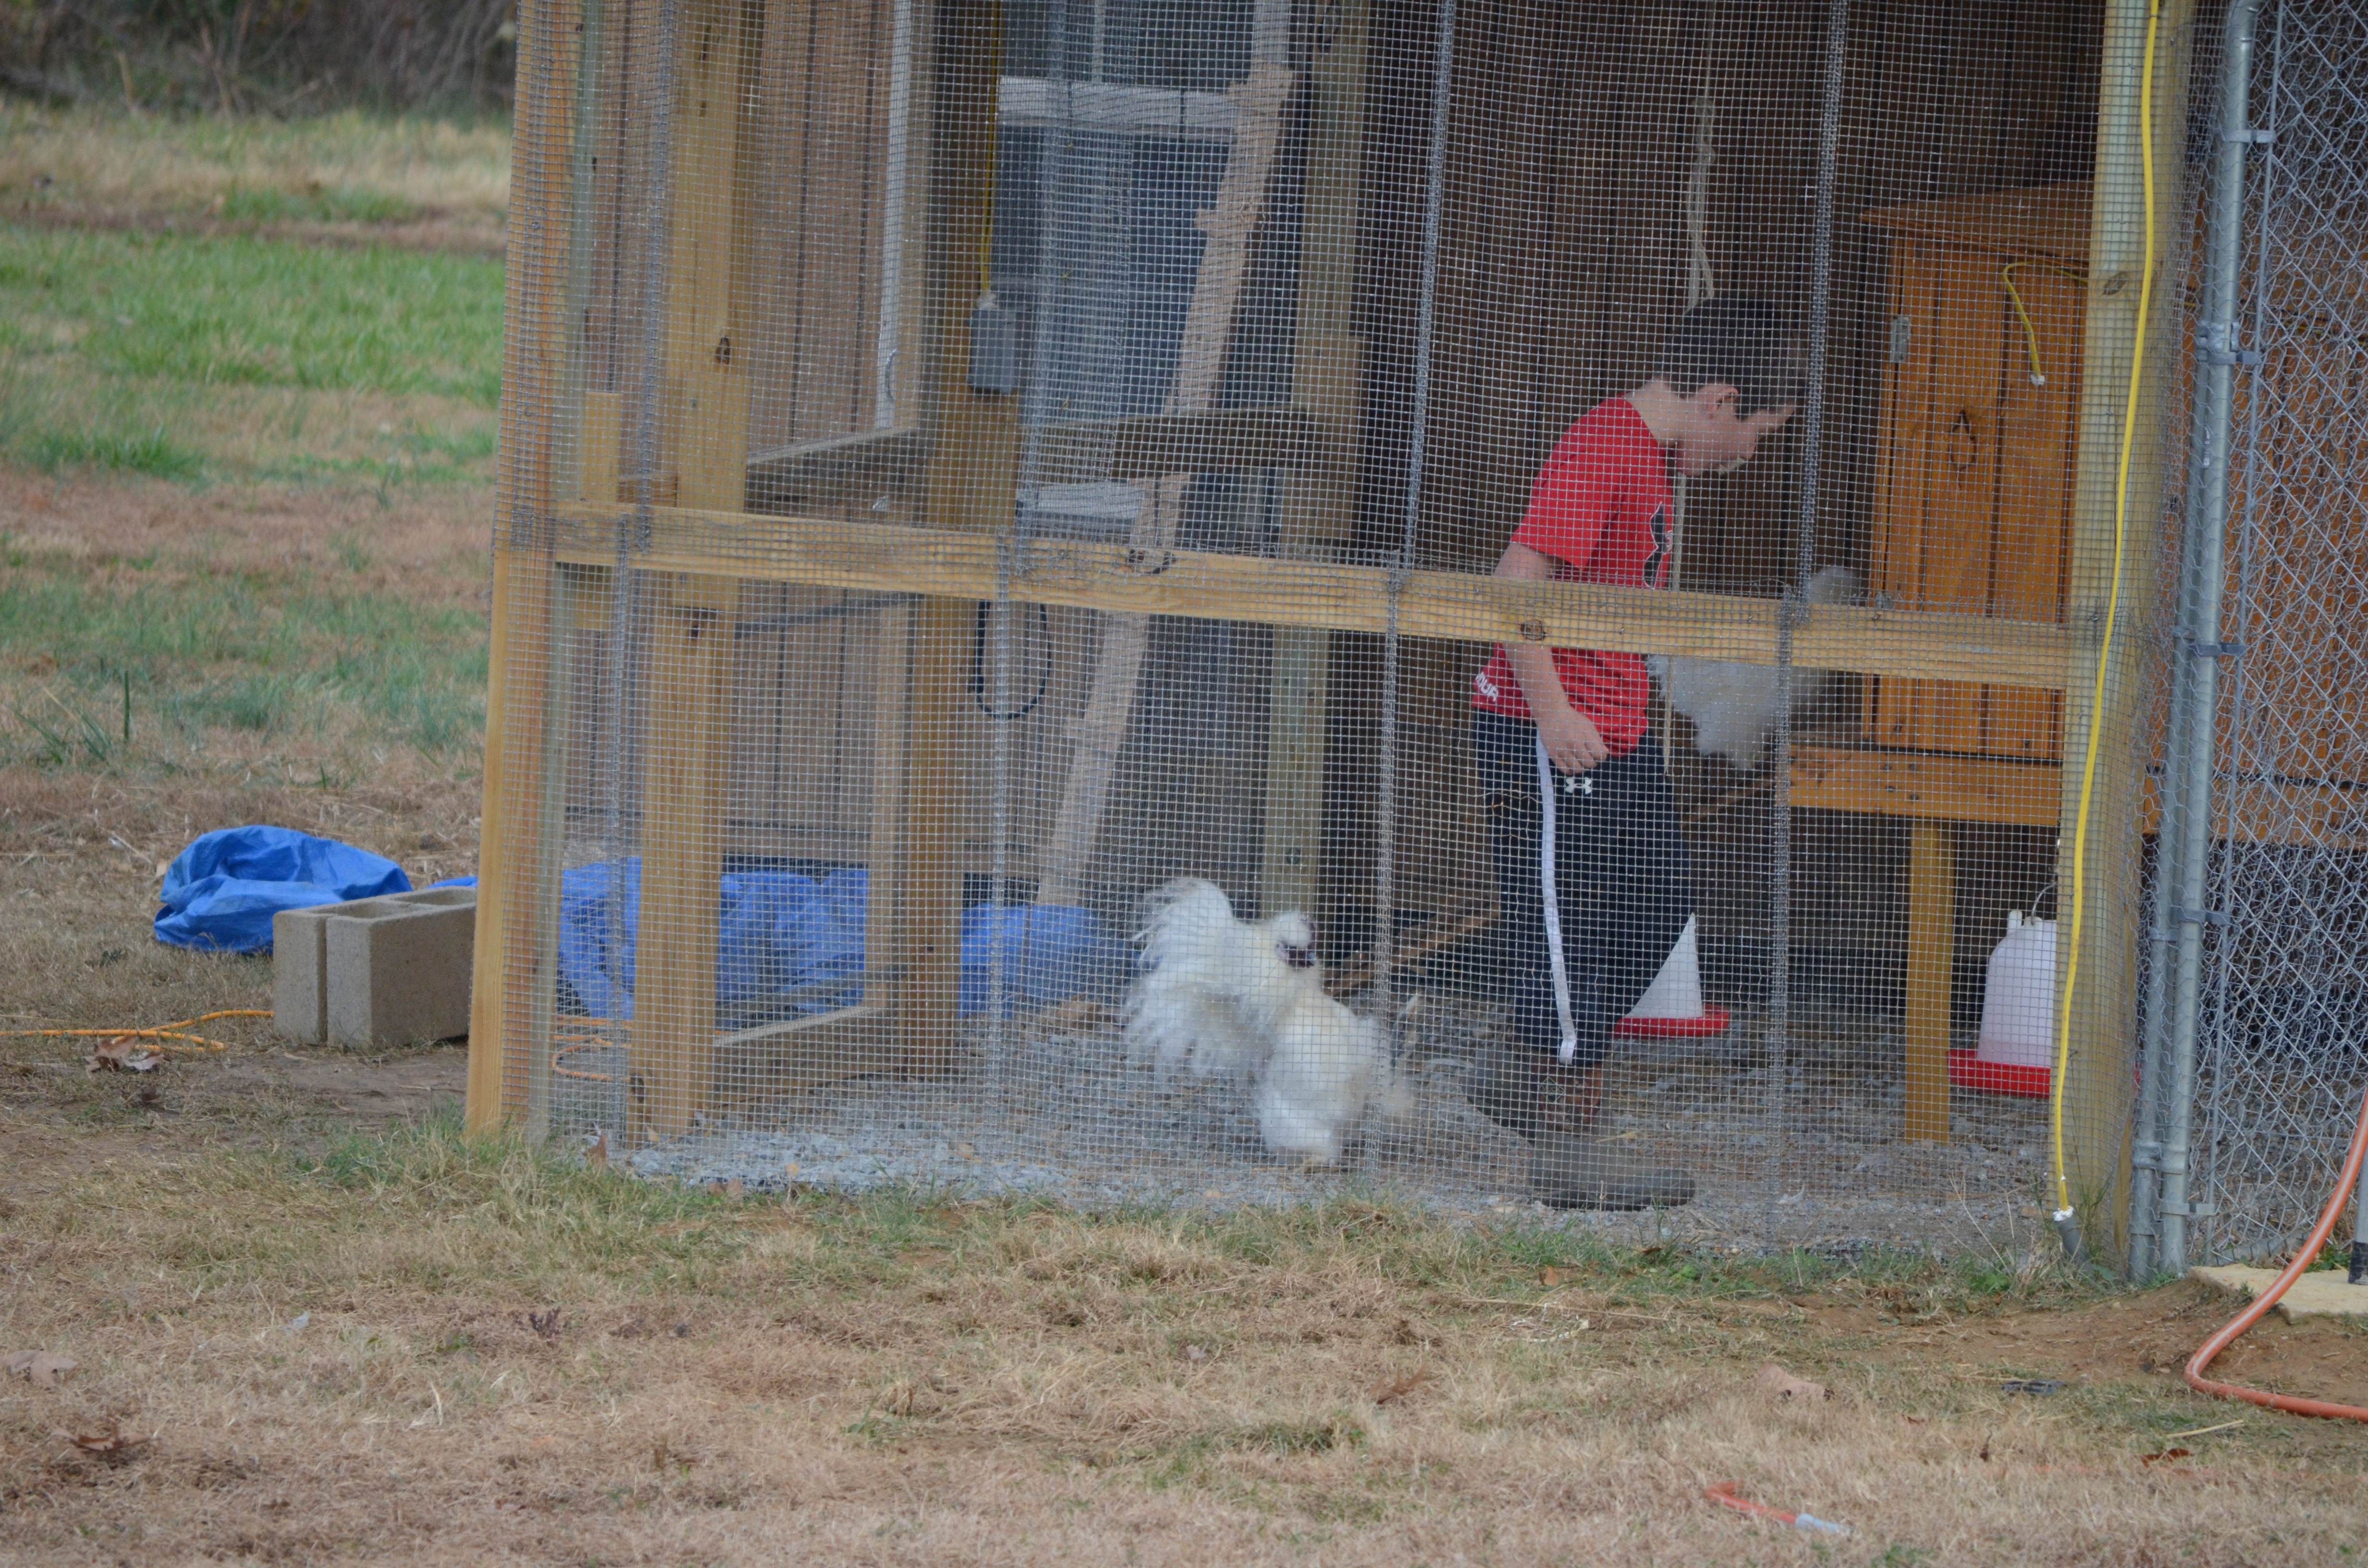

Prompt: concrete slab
[{"left": 2189, "top": 1264, "right": 2368, "bottom": 1322}]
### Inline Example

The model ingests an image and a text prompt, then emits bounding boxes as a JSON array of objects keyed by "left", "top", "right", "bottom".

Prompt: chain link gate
[{"left": 2183, "top": 0, "right": 2368, "bottom": 1266}]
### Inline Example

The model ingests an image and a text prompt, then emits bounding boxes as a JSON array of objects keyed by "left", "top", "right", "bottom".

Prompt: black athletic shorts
[{"left": 1471, "top": 710, "right": 1694, "bottom": 1071}]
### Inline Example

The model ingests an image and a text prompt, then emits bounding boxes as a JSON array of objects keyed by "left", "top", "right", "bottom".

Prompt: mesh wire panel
[
  {"left": 472, "top": 0, "right": 2363, "bottom": 1256},
  {"left": 2190, "top": 0, "right": 2368, "bottom": 1264}
]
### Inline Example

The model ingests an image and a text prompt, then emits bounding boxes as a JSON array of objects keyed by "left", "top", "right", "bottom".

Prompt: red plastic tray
[
  {"left": 1613, "top": 1007, "right": 1732, "bottom": 1040},
  {"left": 1947, "top": 1049, "right": 2052, "bottom": 1098}
]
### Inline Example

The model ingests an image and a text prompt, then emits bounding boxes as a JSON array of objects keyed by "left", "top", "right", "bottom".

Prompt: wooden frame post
[
  {"left": 2057, "top": 0, "right": 2195, "bottom": 1256},
  {"left": 1261, "top": 0, "right": 1364, "bottom": 919},
  {"left": 1904, "top": 819, "right": 1954, "bottom": 1142},
  {"left": 898, "top": 0, "right": 1015, "bottom": 1072},
  {"left": 467, "top": 0, "right": 583, "bottom": 1135},
  {"left": 631, "top": 0, "right": 771, "bottom": 1139}
]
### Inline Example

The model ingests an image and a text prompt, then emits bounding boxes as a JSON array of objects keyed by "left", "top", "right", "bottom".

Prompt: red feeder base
[
  {"left": 1947, "top": 1049, "right": 2052, "bottom": 1098},
  {"left": 1613, "top": 1007, "right": 1732, "bottom": 1041}
]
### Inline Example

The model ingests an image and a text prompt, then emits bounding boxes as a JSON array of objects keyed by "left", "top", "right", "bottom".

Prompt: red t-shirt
[{"left": 1470, "top": 397, "right": 1673, "bottom": 756}]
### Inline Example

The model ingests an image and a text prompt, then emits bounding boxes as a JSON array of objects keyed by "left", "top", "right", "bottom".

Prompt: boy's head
[{"left": 1645, "top": 297, "right": 1804, "bottom": 477}]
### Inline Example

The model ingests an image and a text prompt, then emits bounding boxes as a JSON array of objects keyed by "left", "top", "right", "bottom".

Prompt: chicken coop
[{"left": 463, "top": 0, "right": 2368, "bottom": 1266}]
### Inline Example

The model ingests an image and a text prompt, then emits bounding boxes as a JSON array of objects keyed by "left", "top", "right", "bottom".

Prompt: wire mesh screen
[
  {"left": 468, "top": 0, "right": 2368, "bottom": 1259},
  {"left": 2188, "top": 0, "right": 2368, "bottom": 1264}
]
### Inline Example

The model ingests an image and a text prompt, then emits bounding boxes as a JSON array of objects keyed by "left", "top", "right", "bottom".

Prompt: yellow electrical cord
[
  {"left": 2052, "top": 0, "right": 2162, "bottom": 1225},
  {"left": 2002, "top": 259, "right": 2090, "bottom": 386}
]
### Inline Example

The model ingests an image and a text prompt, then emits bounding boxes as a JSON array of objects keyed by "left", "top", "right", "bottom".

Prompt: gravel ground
[{"left": 561, "top": 996, "right": 2056, "bottom": 1255}]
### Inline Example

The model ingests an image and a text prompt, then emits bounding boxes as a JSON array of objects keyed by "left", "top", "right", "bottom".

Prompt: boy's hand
[{"left": 1537, "top": 705, "right": 1608, "bottom": 776}]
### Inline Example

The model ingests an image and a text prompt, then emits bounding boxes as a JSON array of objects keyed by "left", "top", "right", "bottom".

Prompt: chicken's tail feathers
[{"left": 1132, "top": 878, "right": 1242, "bottom": 988}]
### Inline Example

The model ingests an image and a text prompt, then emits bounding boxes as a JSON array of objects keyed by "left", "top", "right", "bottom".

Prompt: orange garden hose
[{"left": 2183, "top": 1080, "right": 2368, "bottom": 1423}]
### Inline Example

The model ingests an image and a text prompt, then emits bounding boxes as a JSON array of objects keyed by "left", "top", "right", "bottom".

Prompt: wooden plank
[
  {"left": 468, "top": 0, "right": 582, "bottom": 1136},
  {"left": 580, "top": 389, "right": 623, "bottom": 503},
  {"left": 2139, "top": 775, "right": 2368, "bottom": 854},
  {"left": 551, "top": 503, "right": 2075, "bottom": 688},
  {"left": 742, "top": 406, "right": 1335, "bottom": 511},
  {"left": 1035, "top": 404, "right": 1335, "bottom": 486},
  {"left": 1036, "top": 58, "right": 1295, "bottom": 910},
  {"left": 1868, "top": 237, "right": 1933, "bottom": 747},
  {"left": 1905, "top": 819, "right": 1955, "bottom": 1143},
  {"left": 1791, "top": 751, "right": 2368, "bottom": 849},
  {"left": 900, "top": 2, "right": 1014, "bottom": 1071},
  {"left": 1987, "top": 257, "right": 2081, "bottom": 760},
  {"left": 632, "top": 0, "right": 770, "bottom": 1141},
  {"left": 2056, "top": 0, "right": 2195, "bottom": 1262},
  {"left": 865, "top": 600, "right": 914, "bottom": 1019},
  {"left": 714, "top": 1003, "right": 892, "bottom": 1110},
  {"left": 1861, "top": 180, "right": 2093, "bottom": 264},
  {"left": 1263, "top": 0, "right": 1364, "bottom": 919},
  {"left": 1912, "top": 244, "right": 2009, "bottom": 754},
  {"left": 1792, "top": 745, "right": 2060, "bottom": 827}
]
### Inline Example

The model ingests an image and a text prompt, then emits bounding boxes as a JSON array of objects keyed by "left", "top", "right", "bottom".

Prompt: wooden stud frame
[
  {"left": 550, "top": 502, "right": 2073, "bottom": 689},
  {"left": 2056, "top": 0, "right": 2196, "bottom": 1257}
]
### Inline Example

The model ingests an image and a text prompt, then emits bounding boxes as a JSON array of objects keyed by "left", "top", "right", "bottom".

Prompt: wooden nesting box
[{"left": 1861, "top": 182, "right": 2090, "bottom": 762}]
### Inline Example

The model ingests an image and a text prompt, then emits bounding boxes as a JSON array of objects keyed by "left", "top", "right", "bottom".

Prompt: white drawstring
[{"left": 1535, "top": 733, "right": 1581, "bottom": 1064}]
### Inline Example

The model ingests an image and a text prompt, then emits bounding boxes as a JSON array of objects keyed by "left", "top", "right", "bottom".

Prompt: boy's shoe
[
  {"left": 1468, "top": 1040, "right": 1596, "bottom": 1139},
  {"left": 1526, "top": 1134, "right": 1697, "bottom": 1211}
]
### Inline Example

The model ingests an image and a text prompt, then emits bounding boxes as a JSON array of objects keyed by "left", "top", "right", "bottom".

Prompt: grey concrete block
[
  {"left": 272, "top": 906, "right": 331, "bottom": 1043},
  {"left": 325, "top": 887, "right": 477, "bottom": 1048},
  {"left": 273, "top": 887, "right": 476, "bottom": 1048}
]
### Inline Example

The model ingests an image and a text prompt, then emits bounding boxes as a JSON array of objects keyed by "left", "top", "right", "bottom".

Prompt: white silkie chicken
[
  {"left": 1124, "top": 878, "right": 1413, "bottom": 1165},
  {"left": 1655, "top": 565, "right": 1861, "bottom": 769}
]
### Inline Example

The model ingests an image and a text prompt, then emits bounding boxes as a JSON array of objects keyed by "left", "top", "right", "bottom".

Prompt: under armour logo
[
  {"left": 1562, "top": 774, "right": 1592, "bottom": 796},
  {"left": 1643, "top": 505, "right": 1672, "bottom": 588}
]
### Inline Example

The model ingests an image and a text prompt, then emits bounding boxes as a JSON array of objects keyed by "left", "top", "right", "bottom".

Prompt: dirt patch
[
  {"left": 0, "top": 468, "right": 489, "bottom": 607},
  {"left": 9, "top": 201, "right": 507, "bottom": 257}
]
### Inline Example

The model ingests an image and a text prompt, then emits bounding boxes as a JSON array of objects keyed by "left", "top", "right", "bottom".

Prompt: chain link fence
[{"left": 2187, "top": 0, "right": 2368, "bottom": 1264}]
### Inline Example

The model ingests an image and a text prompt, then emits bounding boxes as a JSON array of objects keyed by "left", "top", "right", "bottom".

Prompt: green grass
[
  {"left": 0, "top": 220, "right": 504, "bottom": 488},
  {"left": 0, "top": 224, "right": 504, "bottom": 404},
  {"left": 0, "top": 535, "right": 487, "bottom": 760},
  {"left": 23, "top": 423, "right": 207, "bottom": 478},
  {"left": 216, "top": 182, "right": 422, "bottom": 225}
]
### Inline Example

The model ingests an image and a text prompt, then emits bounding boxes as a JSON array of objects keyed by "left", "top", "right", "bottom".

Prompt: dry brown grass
[
  {"left": 0, "top": 466, "right": 489, "bottom": 607},
  {"left": 1, "top": 104, "right": 509, "bottom": 255},
  {"left": 4, "top": 977, "right": 2367, "bottom": 1568}
]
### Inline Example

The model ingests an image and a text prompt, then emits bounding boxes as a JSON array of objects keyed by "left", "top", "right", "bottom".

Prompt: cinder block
[
  {"left": 324, "top": 887, "right": 477, "bottom": 1048},
  {"left": 272, "top": 906, "right": 332, "bottom": 1043},
  {"left": 273, "top": 887, "right": 476, "bottom": 1047}
]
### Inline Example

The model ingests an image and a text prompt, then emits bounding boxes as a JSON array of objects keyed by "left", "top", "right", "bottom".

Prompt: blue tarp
[
  {"left": 556, "top": 859, "right": 1127, "bottom": 1021},
  {"left": 154, "top": 826, "right": 412, "bottom": 954}
]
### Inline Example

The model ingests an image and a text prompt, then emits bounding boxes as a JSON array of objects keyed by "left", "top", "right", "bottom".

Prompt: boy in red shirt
[{"left": 1468, "top": 297, "right": 1801, "bottom": 1208}]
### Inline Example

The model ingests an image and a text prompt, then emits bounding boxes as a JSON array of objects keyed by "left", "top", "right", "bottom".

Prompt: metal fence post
[{"left": 2150, "top": 0, "right": 2264, "bottom": 1278}]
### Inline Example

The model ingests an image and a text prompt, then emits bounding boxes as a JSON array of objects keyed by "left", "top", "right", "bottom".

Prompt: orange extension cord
[
  {"left": 2183, "top": 1080, "right": 2368, "bottom": 1423},
  {"left": 0, "top": 1009, "right": 271, "bottom": 1054}
]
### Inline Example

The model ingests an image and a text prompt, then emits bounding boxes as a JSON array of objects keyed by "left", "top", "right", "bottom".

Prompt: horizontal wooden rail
[
  {"left": 1792, "top": 745, "right": 2064, "bottom": 826},
  {"left": 548, "top": 504, "right": 2073, "bottom": 688}
]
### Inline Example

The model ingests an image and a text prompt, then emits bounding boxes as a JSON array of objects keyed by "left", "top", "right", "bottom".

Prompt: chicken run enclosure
[{"left": 463, "top": 0, "right": 2368, "bottom": 1268}]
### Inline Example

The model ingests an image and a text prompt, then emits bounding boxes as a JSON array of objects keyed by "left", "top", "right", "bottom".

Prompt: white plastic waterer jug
[{"left": 1976, "top": 909, "right": 2057, "bottom": 1070}]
